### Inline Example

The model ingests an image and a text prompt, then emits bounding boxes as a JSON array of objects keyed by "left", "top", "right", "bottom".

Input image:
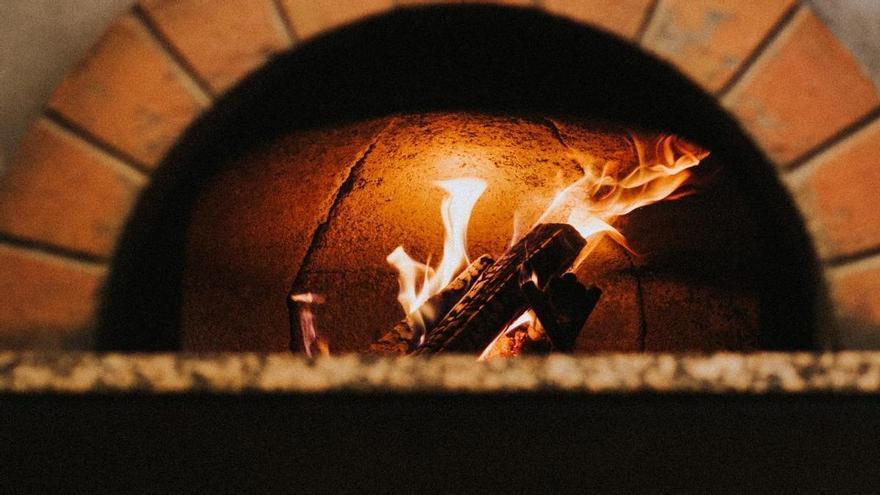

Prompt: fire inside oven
[
  {"left": 97, "top": 5, "right": 820, "bottom": 353},
  {"left": 276, "top": 115, "right": 713, "bottom": 358}
]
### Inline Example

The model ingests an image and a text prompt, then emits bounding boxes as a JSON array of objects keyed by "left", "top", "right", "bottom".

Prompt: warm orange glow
[{"left": 386, "top": 178, "right": 487, "bottom": 343}]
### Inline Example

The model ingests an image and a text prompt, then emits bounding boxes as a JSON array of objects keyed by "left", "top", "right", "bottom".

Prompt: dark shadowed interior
[{"left": 97, "top": 4, "right": 823, "bottom": 351}]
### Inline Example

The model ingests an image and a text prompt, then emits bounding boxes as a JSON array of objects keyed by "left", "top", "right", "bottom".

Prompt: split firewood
[
  {"left": 412, "top": 223, "right": 586, "bottom": 354},
  {"left": 368, "top": 255, "right": 494, "bottom": 354}
]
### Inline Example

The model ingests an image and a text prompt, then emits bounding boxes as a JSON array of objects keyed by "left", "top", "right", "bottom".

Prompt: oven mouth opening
[{"left": 96, "top": 4, "right": 824, "bottom": 353}]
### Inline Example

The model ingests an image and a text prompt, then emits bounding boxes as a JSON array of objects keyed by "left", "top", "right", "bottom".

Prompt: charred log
[
  {"left": 521, "top": 272, "right": 601, "bottom": 352},
  {"left": 413, "top": 223, "right": 586, "bottom": 354},
  {"left": 368, "top": 255, "right": 494, "bottom": 354},
  {"left": 481, "top": 272, "right": 601, "bottom": 358}
]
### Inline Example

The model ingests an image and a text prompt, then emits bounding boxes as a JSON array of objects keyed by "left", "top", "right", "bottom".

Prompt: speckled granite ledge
[{"left": 2, "top": 352, "right": 880, "bottom": 394}]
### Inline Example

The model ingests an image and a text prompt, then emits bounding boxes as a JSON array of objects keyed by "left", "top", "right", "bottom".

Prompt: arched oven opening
[{"left": 97, "top": 5, "right": 823, "bottom": 353}]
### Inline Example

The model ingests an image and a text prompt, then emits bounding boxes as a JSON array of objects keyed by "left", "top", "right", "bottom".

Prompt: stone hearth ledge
[{"left": 2, "top": 352, "right": 880, "bottom": 394}]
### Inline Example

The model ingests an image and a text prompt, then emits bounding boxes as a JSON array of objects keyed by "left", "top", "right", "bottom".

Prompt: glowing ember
[
  {"left": 477, "top": 309, "right": 536, "bottom": 361},
  {"left": 386, "top": 178, "right": 488, "bottom": 345},
  {"left": 290, "top": 292, "right": 329, "bottom": 357}
]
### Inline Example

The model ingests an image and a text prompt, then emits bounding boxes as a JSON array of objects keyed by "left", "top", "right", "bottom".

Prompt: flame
[
  {"left": 531, "top": 133, "right": 708, "bottom": 266},
  {"left": 478, "top": 133, "right": 707, "bottom": 360},
  {"left": 384, "top": 132, "right": 707, "bottom": 354},
  {"left": 386, "top": 178, "right": 487, "bottom": 343},
  {"left": 291, "top": 292, "right": 329, "bottom": 357}
]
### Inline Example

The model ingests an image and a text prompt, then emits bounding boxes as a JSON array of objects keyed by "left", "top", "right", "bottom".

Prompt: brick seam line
[
  {"left": 784, "top": 105, "right": 880, "bottom": 171},
  {"left": 634, "top": 0, "right": 661, "bottom": 44},
  {"left": 715, "top": 2, "right": 802, "bottom": 99},
  {"left": 0, "top": 234, "right": 108, "bottom": 268},
  {"left": 132, "top": 4, "right": 215, "bottom": 102},
  {"left": 43, "top": 108, "right": 153, "bottom": 175},
  {"left": 269, "top": 0, "right": 298, "bottom": 45}
]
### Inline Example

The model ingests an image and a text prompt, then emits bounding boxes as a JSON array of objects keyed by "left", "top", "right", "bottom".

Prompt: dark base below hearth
[{"left": 2, "top": 392, "right": 879, "bottom": 492}]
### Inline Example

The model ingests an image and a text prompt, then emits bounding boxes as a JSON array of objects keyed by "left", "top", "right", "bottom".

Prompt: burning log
[
  {"left": 521, "top": 272, "right": 601, "bottom": 352},
  {"left": 369, "top": 255, "right": 494, "bottom": 354},
  {"left": 479, "top": 311, "right": 551, "bottom": 360},
  {"left": 412, "top": 223, "right": 586, "bottom": 354},
  {"left": 479, "top": 272, "right": 601, "bottom": 359}
]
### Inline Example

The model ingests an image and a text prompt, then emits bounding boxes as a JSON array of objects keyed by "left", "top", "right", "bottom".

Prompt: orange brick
[
  {"left": 48, "top": 14, "right": 206, "bottom": 168},
  {"left": 0, "top": 120, "right": 145, "bottom": 259},
  {"left": 642, "top": 0, "right": 794, "bottom": 92},
  {"left": 279, "top": 0, "right": 393, "bottom": 39},
  {"left": 462, "top": 0, "right": 533, "bottom": 4},
  {"left": 722, "top": 8, "right": 879, "bottom": 165},
  {"left": 399, "top": 0, "right": 533, "bottom": 4},
  {"left": 789, "top": 117, "right": 880, "bottom": 260},
  {"left": 139, "top": 0, "right": 291, "bottom": 94},
  {"left": 0, "top": 246, "right": 105, "bottom": 345},
  {"left": 541, "top": 0, "right": 654, "bottom": 40},
  {"left": 829, "top": 258, "right": 880, "bottom": 348}
]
